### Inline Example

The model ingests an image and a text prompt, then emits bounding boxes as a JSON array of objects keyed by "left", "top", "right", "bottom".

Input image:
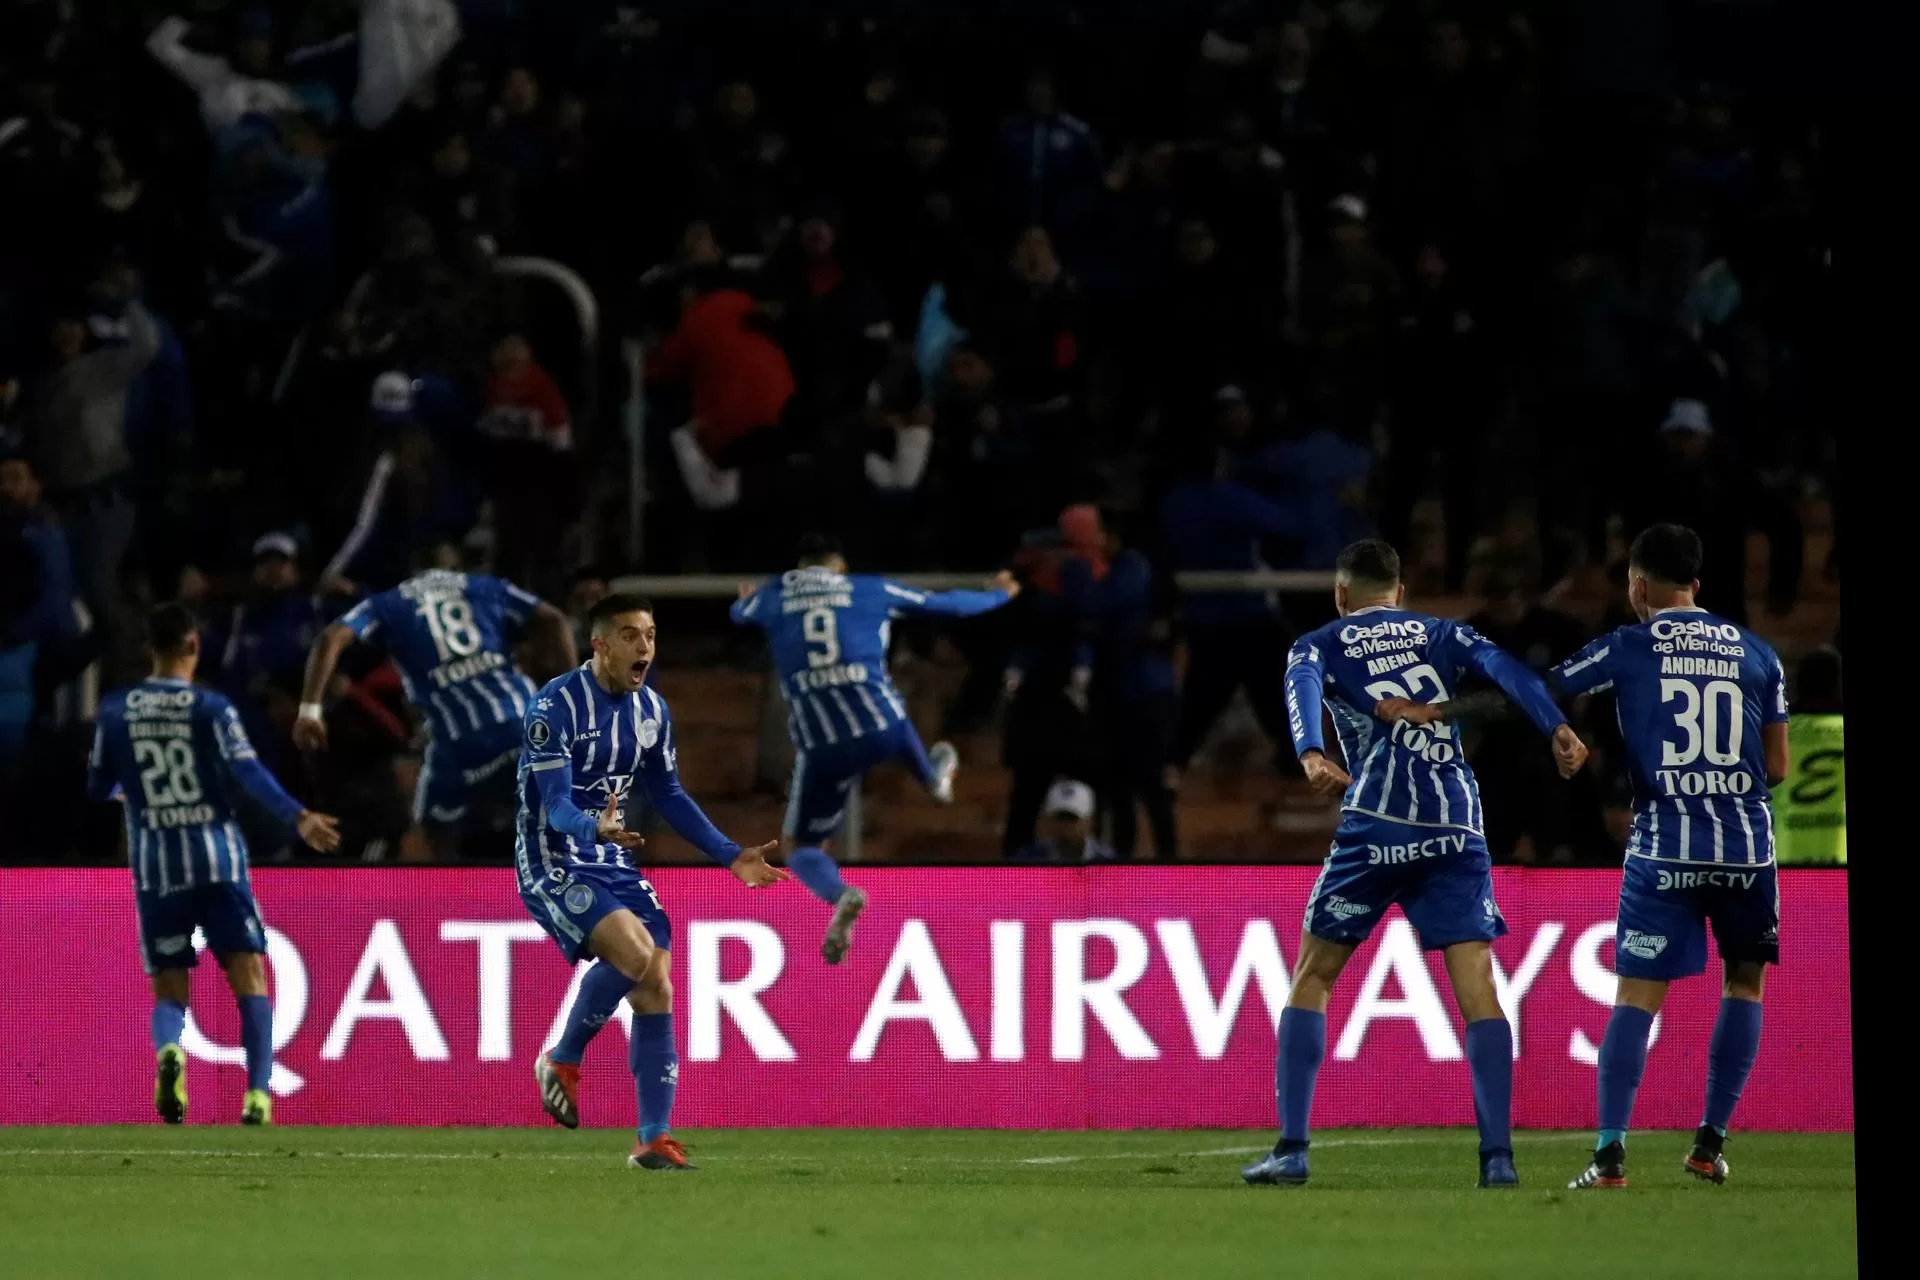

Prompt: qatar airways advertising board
[{"left": 2, "top": 868, "right": 1851, "bottom": 1131}]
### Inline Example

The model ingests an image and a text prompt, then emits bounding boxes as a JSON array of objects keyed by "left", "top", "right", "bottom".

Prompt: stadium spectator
[
  {"left": 1088, "top": 521, "right": 1179, "bottom": 861},
  {"left": 205, "top": 532, "right": 327, "bottom": 783},
  {"left": 993, "top": 69, "right": 1105, "bottom": 257},
  {"left": 1160, "top": 437, "right": 1306, "bottom": 784},
  {"left": 19, "top": 296, "right": 157, "bottom": 675},
  {"left": 478, "top": 328, "right": 575, "bottom": 593},
  {"left": 1619, "top": 398, "right": 1803, "bottom": 626},
  {"left": 1010, "top": 779, "right": 1115, "bottom": 864},
  {"left": 762, "top": 203, "right": 894, "bottom": 424},
  {"left": 1001, "top": 505, "right": 1106, "bottom": 856}
]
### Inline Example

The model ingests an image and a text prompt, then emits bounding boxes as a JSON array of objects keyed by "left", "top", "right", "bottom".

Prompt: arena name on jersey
[{"left": 428, "top": 648, "right": 510, "bottom": 688}]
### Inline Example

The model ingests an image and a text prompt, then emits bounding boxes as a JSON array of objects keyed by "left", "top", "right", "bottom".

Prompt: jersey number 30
[{"left": 1661, "top": 678, "right": 1744, "bottom": 766}]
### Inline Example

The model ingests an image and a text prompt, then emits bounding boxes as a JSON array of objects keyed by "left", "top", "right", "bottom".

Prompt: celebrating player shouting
[
  {"left": 1241, "top": 540, "right": 1587, "bottom": 1190},
  {"left": 519, "top": 594, "right": 786, "bottom": 1170}
]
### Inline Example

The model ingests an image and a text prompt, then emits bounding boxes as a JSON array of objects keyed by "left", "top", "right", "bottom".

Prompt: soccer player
[
  {"left": 1240, "top": 540, "right": 1588, "bottom": 1190},
  {"left": 730, "top": 533, "right": 1018, "bottom": 963},
  {"left": 1546, "top": 524, "right": 1790, "bottom": 1189},
  {"left": 294, "top": 554, "right": 576, "bottom": 858},
  {"left": 521, "top": 593, "right": 786, "bottom": 1169},
  {"left": 88, "top": 603, "right": 342, "bottom": 1126}
]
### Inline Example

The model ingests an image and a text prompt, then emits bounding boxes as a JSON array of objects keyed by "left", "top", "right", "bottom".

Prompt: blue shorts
[
  {"left": 415, "top": 720, "right": 522, "bottom": 827},
  {"left": 520, "top": 861, "right": 672, "bottom": 965},
  {"left": 1304, "top": 813, "right": 1507, "bottom": 950},
  {"left": 784, "top": 721, "right": 933, "bottom": 843},
  {"left": 134, "top": 881, "right": 267, "bottom": 974},
  {"left": 1614, "top": 858, "right": 1781, "bottom": 981}
]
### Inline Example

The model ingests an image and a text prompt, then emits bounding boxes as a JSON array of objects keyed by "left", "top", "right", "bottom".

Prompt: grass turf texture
[{"left": 0, "top": 1127, "right": 1854, "bottom": 1278}]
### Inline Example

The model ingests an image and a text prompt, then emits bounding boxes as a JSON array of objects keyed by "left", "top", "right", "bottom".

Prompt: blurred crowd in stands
[{"left": 1, "top": 1, "right": 1832, "bottom": 866}]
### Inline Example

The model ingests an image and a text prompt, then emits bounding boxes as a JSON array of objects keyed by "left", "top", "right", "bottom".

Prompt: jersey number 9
[{"left": 803, "top": 607, "right": 841, "bottom": 668}]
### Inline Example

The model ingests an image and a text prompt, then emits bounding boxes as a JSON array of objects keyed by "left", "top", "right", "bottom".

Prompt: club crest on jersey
[
  {"left": 527, "top": 718, "right": 551, "bottom": 748},
  {"left": 563, "top": 884, "right": 595, "bottom": 915},
  {"left": 1621, "top": 930, "right": 1668, "bottom": 960},
  {"left": 638, "top": 718, "right": 661, "bottom": 750}
]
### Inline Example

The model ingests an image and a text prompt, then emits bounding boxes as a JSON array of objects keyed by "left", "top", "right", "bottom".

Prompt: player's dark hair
[
  {"left": 145, "top": 602, "right": 200, "bottom": 658},
  {"left": 588, "top": 593, "right": 655, "bottom": 634},
  {"left": 1335, "top": 539, "right": 1401, "bottom": 589},
  {"left": 797, "top": 532, "right": 845, "bottom": 568},
  {"left": 1628, "top": 523, "right": 1704, "bottom": 586}
]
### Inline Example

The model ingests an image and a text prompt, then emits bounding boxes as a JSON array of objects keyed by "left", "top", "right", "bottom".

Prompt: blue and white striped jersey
[
  {"left": 339, "top": 570, "right": 541, "bottom": 747},
  {"left": 515, "top": 664, "right": 742, "bottom": 879},
  {"left": 1552, "top": 606, "right": 1788, "bottom": 866},
  {"left": 731, "top": 569, "right": 1011, "bottom": 752},
  {"left": 1286, "top": 607, "right": 1569, "bottom": 832},
  {"left": 87, "top": 677, "right": 305, "bottom": 894}
]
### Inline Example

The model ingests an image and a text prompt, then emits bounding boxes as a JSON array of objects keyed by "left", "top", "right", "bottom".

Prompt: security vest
[{"left": 1776, "top": 713, "right": 1844, "bottom": 865}]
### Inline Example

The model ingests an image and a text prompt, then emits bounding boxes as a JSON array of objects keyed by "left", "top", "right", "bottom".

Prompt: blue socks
[
  {"left": 1276, "top": 1007, "right": 1327, "bottom": 1149},
  {"left": 1465, "top": 1018, "right": 1514, "bottom": 1155},
  {"left": 151, "top": 999, "right": 186, "bottom": 1052},
  {"left": 788, "top": 846, "right": 849, "bottom": 907},
  {"left": 1702, "top": 998, "right": 1763, "bottom": 1137},
  {"left": 1596, "top": 1004, "right": 1655, "bottom": 1151},
  {"left": 237, "top": 995, "right": 274, "bottom": 1092},
  {"left": 630, "top": 1012, "right": 678, "bottom": 1143},
  {"left": 551, "top": 961, "right": 634, "bottom": 1066}
]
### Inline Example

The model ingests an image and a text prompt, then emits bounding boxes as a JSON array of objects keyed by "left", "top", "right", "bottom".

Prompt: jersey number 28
[{"left": 135, "top": 739, "right": 204, "bottom": 807}]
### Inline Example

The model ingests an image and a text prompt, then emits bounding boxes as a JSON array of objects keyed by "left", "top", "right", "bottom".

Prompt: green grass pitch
[{"left": 0, "top": 1127, "right": 1855, "bottom": 1278}]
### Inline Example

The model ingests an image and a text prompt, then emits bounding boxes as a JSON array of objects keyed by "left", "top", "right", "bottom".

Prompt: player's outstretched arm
[
  {"left": 1451, "top": 625, "right": 1572, "bottom": 740},
  {"left": 636, "top": 713, "right": 790, "bottom": 884},
  {"left": 215, "top": 705, "right": 343, "bottom": 850},
  {"left": 294, "top": 621, "right": 359, "bottom": 751},
  {"left": 1374, "top": 690, "right": 1512, "bottom": 726},
  {"left": 887, "top": 575, "right": 1018, "bottom": 619}
]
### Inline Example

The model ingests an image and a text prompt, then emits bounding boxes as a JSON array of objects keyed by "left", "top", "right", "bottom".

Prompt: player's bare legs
[
  {"left": 1442, "top": 941, "right": 1518, "bottom": 1187},
  {"left": 1244, "top": 933, "right": 1354, "bottom": 1186},
  {"left": 1687, "top": 960, "right": 1766, "bottom": 1185},
  {"left": 538, "top": 908, "right": 652, "bottom": 1129},
  {"left": 1571, "top": 975, "right": 1670, "bottom": 1189},
  {"left": 626, "top": 946, "right": 693, "bottom": 1170},
  {"left": 151, "top": 969, "right": 191, "bottom": 1124}
]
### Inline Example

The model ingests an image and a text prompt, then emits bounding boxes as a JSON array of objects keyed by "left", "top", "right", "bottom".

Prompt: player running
[
  {"left": 521, "top": 593, "right": 787, "bottom": 1169},
  {"left": 730, "top": 533, "right": 1018, "bottom": 963},
  {"left": 88, "top": 602, "right": 342, "bottom": 1126},
  {"left": 1240, "top": 540, "right": 1587, "bottom": 1191},
  {"left": 294, "top": 556, "right": 576, "bottom": 858},
  {"left": 1546, "top": 525, "right": 1790, "bottom": 1190}
]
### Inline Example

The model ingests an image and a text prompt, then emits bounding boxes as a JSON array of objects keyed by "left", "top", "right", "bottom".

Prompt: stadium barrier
[{"left": 5, "top": 867, "right": 1850, "bottom": 1132}]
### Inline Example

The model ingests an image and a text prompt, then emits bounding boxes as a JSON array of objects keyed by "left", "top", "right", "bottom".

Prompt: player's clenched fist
[
  {"left": 1551, "top": 724, "right": 1589, "bottom": 779},
  {"left": 1300, "top": 749, "right": 1352, "bottom": 799}
]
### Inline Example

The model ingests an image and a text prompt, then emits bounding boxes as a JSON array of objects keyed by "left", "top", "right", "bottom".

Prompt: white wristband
[{"left": 298, "top": 702, "right": 325, "bottom": 722}]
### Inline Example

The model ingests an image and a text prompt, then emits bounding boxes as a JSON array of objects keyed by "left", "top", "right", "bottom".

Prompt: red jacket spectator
[
  {"left": 480, "top": 334, "right": 574, "bottom": 451},
  {"left": 648, "top": 283, "right": 795, "bottom": 458}
]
